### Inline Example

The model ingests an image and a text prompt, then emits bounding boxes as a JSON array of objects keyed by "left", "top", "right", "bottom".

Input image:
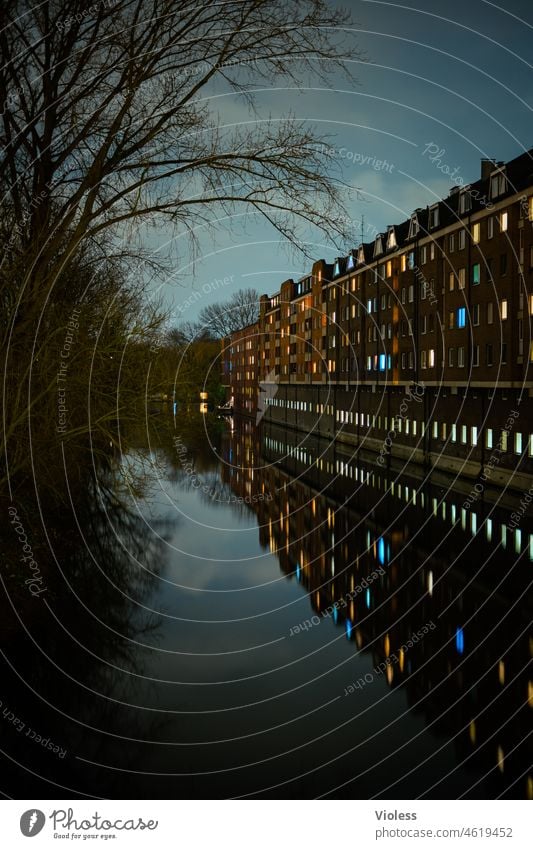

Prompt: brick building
[{"left": 225, "top": 148, "right": 533, "bottom": 483}]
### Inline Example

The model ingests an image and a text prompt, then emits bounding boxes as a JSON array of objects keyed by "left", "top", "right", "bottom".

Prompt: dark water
[{"left": 1, "top": 416, "right": 531, "bottom": 799}]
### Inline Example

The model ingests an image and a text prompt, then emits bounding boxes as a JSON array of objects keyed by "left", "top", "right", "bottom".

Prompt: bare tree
[
  {"left": 0, "top": 0, "right": 360, "bottom": 288},
  {"left": 197, "top": 288, "right": 260, "bottom": 337}
]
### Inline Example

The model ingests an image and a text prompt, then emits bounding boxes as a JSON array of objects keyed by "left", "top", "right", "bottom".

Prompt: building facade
[{"left": 224, "top": 149, "right": 533, "bottom": 483}]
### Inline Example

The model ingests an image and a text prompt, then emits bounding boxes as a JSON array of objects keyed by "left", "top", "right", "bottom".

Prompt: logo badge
[{"left": 20, "top": 810, "right": 46, "bottom": 837}]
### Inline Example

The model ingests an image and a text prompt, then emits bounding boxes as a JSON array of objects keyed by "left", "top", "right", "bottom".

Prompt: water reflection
[
  {"left": 220, "top": 419, "right": 533, "bottom": 799},
  {"left": 0, "top": 415, "right": 531, "bottom": 799}
]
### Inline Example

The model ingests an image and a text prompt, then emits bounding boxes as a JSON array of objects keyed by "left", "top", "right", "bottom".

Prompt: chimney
[{"left": 480, "top": 158, "right": 498, "bottom": 180}]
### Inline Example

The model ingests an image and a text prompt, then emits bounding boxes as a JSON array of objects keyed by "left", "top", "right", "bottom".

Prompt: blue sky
[{"left": 152, "top": 0, "right": 533, "bottom": 326}]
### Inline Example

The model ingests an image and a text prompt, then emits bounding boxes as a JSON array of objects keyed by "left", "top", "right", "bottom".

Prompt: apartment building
[{"left": 225, "top": 148, "right": 533, "bottom": 483}]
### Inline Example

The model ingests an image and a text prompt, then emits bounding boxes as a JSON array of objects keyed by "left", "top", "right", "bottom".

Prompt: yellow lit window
[
  {"left": 401, "top": 254, "right": 407, "bottom": 272},
  {"left": 500, "top": 211, "right": 508, "bottom": 232},
  {"left": 501, "top": 299, "right": 508, "bottom": 320},
  {"left": 386, "top": 260, "right": 392, "bottom": 278},
  {"left": 472, "top": 222, "right": 480, "bottom": 244}
]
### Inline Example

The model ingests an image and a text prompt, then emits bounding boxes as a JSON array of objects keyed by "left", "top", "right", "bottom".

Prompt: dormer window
[
  {"left": 333, "top": 259, "right": 341, "bottom": 276},
  {"left": 459, "top": 189, "right": 471, "bottom": 214},
  {"left": 408, "top": 213, "right": 419, "bottom": 239},
  {"left": 386, "top": 227, "right": 397, "bottom": 250},
  {"left": 346, "top": 253, "right": 355, "bottom": 271},
  {"left": 490, "top": 168, "right": 507, "bottom": 199},
  {"left": 429, "top": 204, "right": 439, "bottom": 229},
  {"left": 374, "top": 235, "right": 383, "bottom": 257},
  {"left": 357, "top": 246, "right": 365, "bottom": 265}
]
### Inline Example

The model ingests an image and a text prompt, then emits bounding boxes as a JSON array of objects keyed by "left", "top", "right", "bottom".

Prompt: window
[
  {"left": 491, "top": 170, "right": 507, "bottom": 198},
  {"left": 472, "top": 263, "right": 480, "bottom": 285},
  {"left": 461, "top": 425, "right": 467, "bottom": 444},
  {"left": 420, "top": 246, "right": 427, "bottom": 265},
  {"left": 486, "top": 428, "right": 493, "bottom": 449},
  {"left": 449, "top": 272, "right": 455, "bottom": 292},
  {"left": 459, "top": 191, "right": 471, "bottom": 214},
  {"left": 401, "top": 352, "right": 406, "bottom": 369},
  {"left": 421, "top": 350, "right": 427, "bottom": 369},
  {"left": 501, "top": 430, "right": 508, "bottom": 452},
  {"left": 429, "top": 349, "right": 435, "bottom": 367},
  {"left": 458, "top": 230, "right": 466, "bottom": 250},
  {"left": 401, "top": 288, "right": 406, "bottom": 304},
  {"left": 457, "top": 307, "right": 466, "bottom": 328},
  {"left": 471, "top": 426, "right": 478, "bottom": 446},
  {"left": 386, "top": 260, "right": 392, "bottom": 278},
  {"left": 458, "top": 346, "right": 465, "bottom": 367},
  {"left": 401, "top": 254, "right": 407, "bottom": 272},
  {"left": 487, "top": 216, "right": 494, "bottom": 239},
  {"left": 449, "top": 233, "right": 455, "bottom": 253},
  {"left": 448, "top": 347, "right": 455, "bottom": 366},
  {"left": 421, "top": 315, "right": 427, "bottom": 334},
  {"left": 487, "top": 302, "right": 494, "bottom": 324},
  {"left": 529, "top": 294, "right": 533, "bottom": 315},
  {"left": 408, "top": 214, "right": 419, "bottom": 239},
  {"left": 458, "top": 267, "right": 466, "bottom": 289},
  {"left": 500, "top": 211, "right": 508, "bottom": 232},
  {"left": 501, "top": 299, "right": 508, "bottom": 320},
  {"left": 472, "top": 304, "right": 480, "bottom": 326},
  {"left": 433, "top": 421, "right": 438, "bottom": 438},
  {"left": 502, "top": 343, "right": 507, "bottom": 363},
  {"left": 486, "top": 343, "right": 493, "bottom": 366},
  {"left": 408, "top": 285, "right": 414, "bottom": 303},
  {"left": 472, "top": 222, "right": 481, "bottom": 244},
  {"left": 515, "top": 433, "right": 523, "bottom": 455},
  {"left": 500, "top": 254, "right": 507, "bottom": 276},
  {"left": 452, "top": 423, "right": 457, "bottom": 443},
  {"left": 441, "top": 422, "right": 447, "bottom": 440},
  {"left": 473, "top": 344, "right": 480, "bottom": 366}
]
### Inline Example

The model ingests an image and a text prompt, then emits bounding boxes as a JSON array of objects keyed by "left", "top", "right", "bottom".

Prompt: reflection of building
[
  {"left": 225, "top": 149, "right": 533, "bottom": 484},
  {"left": 220, "top": 419, "right": 533, "bottom": 799}
]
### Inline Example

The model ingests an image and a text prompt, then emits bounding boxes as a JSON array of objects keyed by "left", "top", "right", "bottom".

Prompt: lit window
[
  {"left": 449, "top": 272, "right": 455, "bottom": 292},
  {"left": 471, "top": 426, "right": 478, "bottom": 446},
  {"left": 472, "top": 223, "right": 480, "bottom": 244},
  {"left": 515, "top": 433, "right": 523, "bottom": 454},
  {"left": 501, "top": 430, "right": 508, "bottom": 451},
  {"left": 461, "top": 425, "right": 467, "bottom": 444},
  {"left": 529, "top": 294, "right": 533, "bottom": 315},
  {"left": 386, "top": 260, "right": 392, "bottom": 278},
  {"left": 472, "top": 263, "right": 480, "bottom": 285},
  {"left": 429, "top": 349, "right": 435, "bottom": 367},
  {"left": 486, "top": 428, "right": 493, "bottom": 449},
  {"left": 452, "top": 424, "right": 457, "bottom": 442},
  {"left": 457, "top": 307, "right": 466, "bottom": 328},
  {"left": 433, "top": 421, "right": 438, "bottom": 438},
  {"left": 501, "top": 299, "right": 508, "bottom": 320},
  {"left": 500, "top": 211, "right": 508, "bottom": 232},
  {"left": 458, "top": 268, "right": 466, "bottom": 289},
  {"left": 401, "top": 254, "right": 407, "bottom": 272}
]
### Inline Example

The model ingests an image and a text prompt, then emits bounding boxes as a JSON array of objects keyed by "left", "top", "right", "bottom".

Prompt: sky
[{"left": 152, "top": 0, "right": 533, "bottom": 326}]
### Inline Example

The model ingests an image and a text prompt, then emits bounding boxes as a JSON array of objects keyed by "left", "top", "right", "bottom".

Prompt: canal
[{"left": 1, "top": 415, "right": 531, "bottom": 799}]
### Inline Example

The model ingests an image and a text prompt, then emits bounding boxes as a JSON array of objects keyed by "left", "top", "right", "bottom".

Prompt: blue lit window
[
  {"left": 367, "top": 299, "right": 372, "bottom": 314},
  {"left": 379, "top": 354, "right": 386, "bottom": 371},
  {"left": 472, "top": 263, "right": 480, "bottom": 285},
  {"left": 408, "top": 251, "right": 415, "bottom": 270},
  {"left": 457, "top": 307, "right": 466, "bottom": 328},
  {"left": 334, "top": 261, "right": 340, "bottom": 276}
]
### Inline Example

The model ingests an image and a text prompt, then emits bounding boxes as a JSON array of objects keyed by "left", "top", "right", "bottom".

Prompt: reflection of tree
[{"left": 0, "top": 452, "right": 170, "bottom": 797}]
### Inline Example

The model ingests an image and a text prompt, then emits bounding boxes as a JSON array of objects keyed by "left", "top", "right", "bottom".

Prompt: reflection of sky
[{"left": 149, "top": 0, "right": 533, "bottom": 320}]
